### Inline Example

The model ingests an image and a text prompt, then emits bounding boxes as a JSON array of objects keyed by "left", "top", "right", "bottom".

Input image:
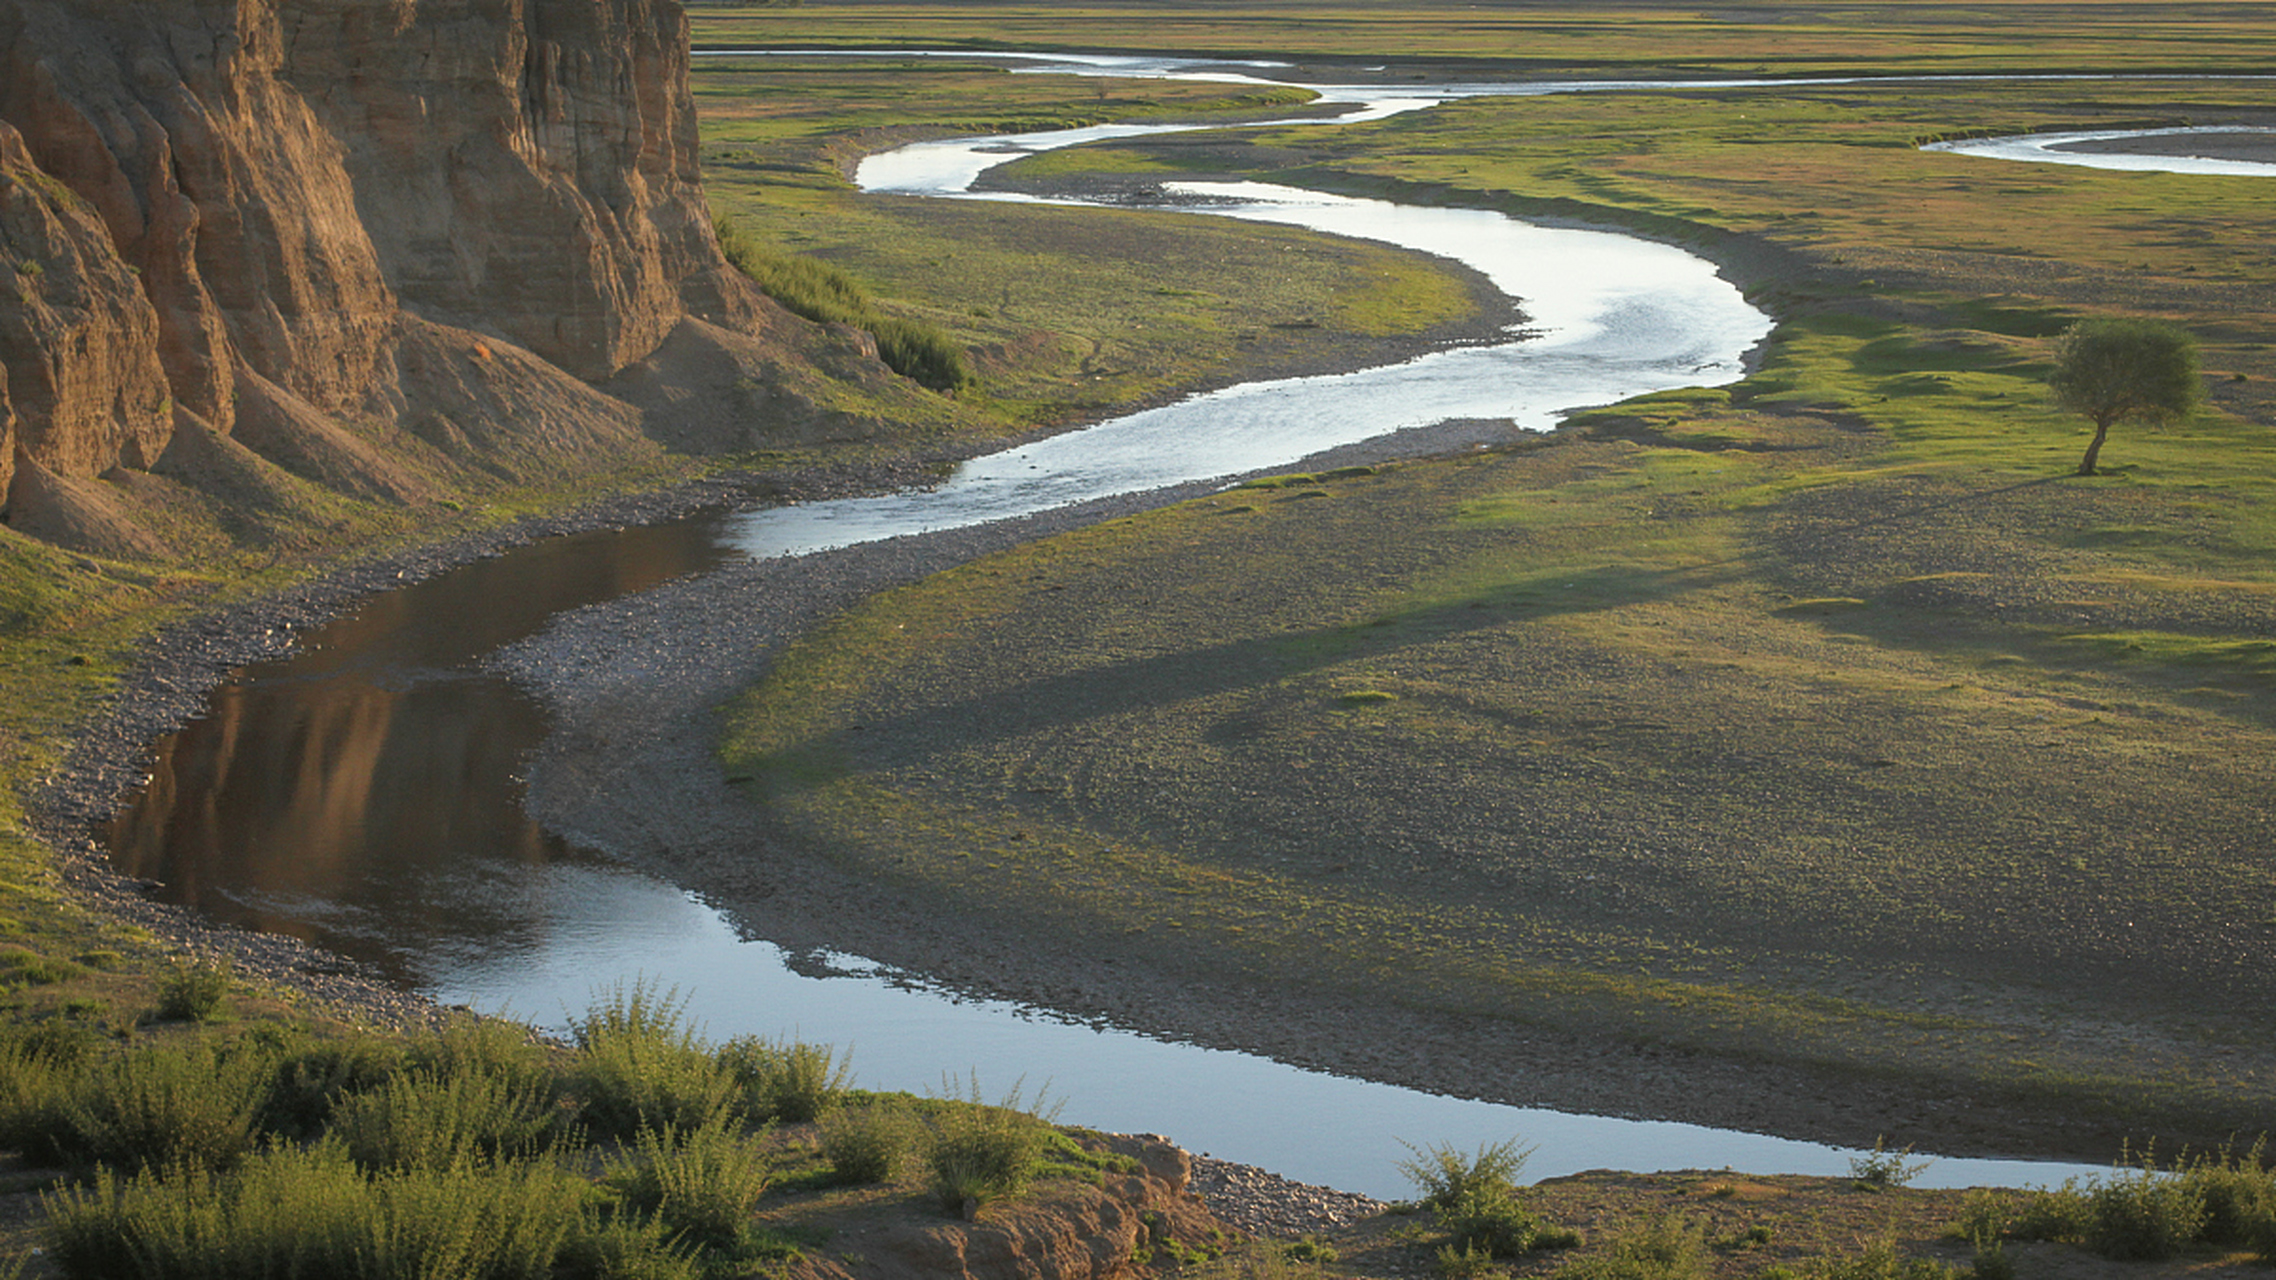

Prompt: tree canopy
[{"left": 2049, "top": 318, "right": 2202, "bottom": 476}]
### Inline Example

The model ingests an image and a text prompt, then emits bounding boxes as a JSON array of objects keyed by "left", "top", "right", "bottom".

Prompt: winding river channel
[{"left": 100, "top": 53, "right": 2202, "bottom": 1197}]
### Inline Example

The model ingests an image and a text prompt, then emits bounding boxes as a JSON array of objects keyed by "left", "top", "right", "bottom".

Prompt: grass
[
  {"left": 690, "top": 0, "right": 2276, "bottom": 77},
  {"left": 710, "top": 39, "right": 2276, "bottom": 1152}
]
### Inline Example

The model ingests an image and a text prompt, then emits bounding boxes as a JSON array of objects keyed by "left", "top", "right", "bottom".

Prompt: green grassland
[
  {"left": 690, "top": 0, "right": 2276, "bottom": 77},
  {"left": 693, "top": 56, "right": 1490, "bottom": 425},
  {"left": 714, "top": 22, "right": 2276, "bottom": 1148}
]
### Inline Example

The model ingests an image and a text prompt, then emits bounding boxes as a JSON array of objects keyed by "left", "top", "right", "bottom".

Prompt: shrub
[
  {"left": 0, "top": 1031, "right": 75, "bottom": 1159},
  {"left": 720, "top": 1035, "right": 851, "bottom": 1123},
  {"left": 1438, "top": 1240, "right": 1501, "bottom": 1279},
  {"left": 1397, "top": 1137, "right": 1533, "bottom": 1211},
  {"left": 1442, "top": 1192, "right": 1571, "bottom": 1259},
  {"left": 2176, "top": 1137, "right": 2275, "bottom": 1248},
  {"left": 43, "top": 1140, "right": 598, "bottom": 1280},
  {"left": 153, "top": 958, "right": 233, "bottom": 1022},
  {"left": 818, "top": 1099, "right": 922, "bottom": 1184},
  {"left": 258, "top": 1029, "right": 410, "bottom": 1139},
  {"left": 39, "top": 1038, "right": 271, "bottom": 1173},
  {"left": 411, "top": 1015, "right": 558, "bottom": 1096},
  {"left": 925, "top": 1077, "right": 1061, "bottom": 1214},
  {"left": 2085, "top": 1146, "right": 2208, "bottom": 1260},
  {"left": 558, "top": 1208, "right": 704, "bottom": 1280},
  {"left": 1849, "top": 1136, "right": 1931, "bottom": 1188},
  {"left": 568, "top": 983, "right": 740, "bottom": 1140},
  {"left": 1808, "top": 1239, "right": 1959, "bottom": 1280},
  {"left": 606, "top": 1112, "right": 774, "bottom": 1255},
  {"left": 1550, "top": 1215, "right": 1708, "bottom": 1280},
  {"left": 335, "top": 1067, "right": 564, "bottom": 1172}
]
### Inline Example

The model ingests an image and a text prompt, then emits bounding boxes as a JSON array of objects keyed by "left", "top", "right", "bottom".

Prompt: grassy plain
[
  {"left": 690, "top": 0, "right": 2276, "bottom": 77},
  {"left": 711, "top": 9, "right": 2276, "bottom": 1150},
  {"left": 693, "top": 56, "right": 1491, "bottom": 426}
]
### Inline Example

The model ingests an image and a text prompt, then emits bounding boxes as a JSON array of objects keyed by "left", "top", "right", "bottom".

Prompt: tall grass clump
[
  {"left": 1849, "top": 1136, "right": 1931, "bottom": 1188},
  {"left": 1548, "top": 1214, "right": 1708, "bottom": 1280},
  {"left": 1807, "top": 1240, "right": 1959, "bottom": 1280},
  {"left": 606, "top": 1113, "right": 775, "bottom": 1255},
  {"left": 43, "top": 1141, "right": 602, "bottom": 1280},
  {"left": 334, "top": 1067, "right": 563, "bottom": 1172},
  {"left": 1397, "top": 1136, "right": 1533, "bottom": 1210},
  {"left": 924, "top": 1076, "right": 1061, "bottom": 1214},
  {"left": 818, "top": 1099, "right": 923, "bottom": 1184},
  {"left": 567, "top": 982, "right": 740, "bottom": 1141},
  {"left": 719, "top": 1034, "right": 851, "bottom": 1123},
  {"left": 0, "top": 1021, "right": 88, "bottom": 1156},
  {"left": 35, "top": 1038, "right": 271, "bottom": 1173},
  {"left": 2177, "top": 1137, "right": 2276, "bottom": 1253},
  {"left": 256, "top": 1027, "right": 409, "bottom": 1139},
  {"left": 153, "top": 958, "right": 233, "bottom": 1023},
  {"left": 714, "top": 215, "right": 973, "bottom": 392}
]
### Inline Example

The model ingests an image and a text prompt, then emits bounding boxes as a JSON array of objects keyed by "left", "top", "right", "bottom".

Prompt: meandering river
[{"left": 105, "top": 53, "right": 2183, "bottom": 1196}]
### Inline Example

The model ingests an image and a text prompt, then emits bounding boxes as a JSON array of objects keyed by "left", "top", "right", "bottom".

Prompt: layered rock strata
[{"left": 0, "top": 0, "right": 926, "bottom": 556}]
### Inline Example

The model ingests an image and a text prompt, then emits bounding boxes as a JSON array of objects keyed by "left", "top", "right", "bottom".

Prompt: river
[{"left": 104, "top": 53, "right": 2156, "bottom": 1197}]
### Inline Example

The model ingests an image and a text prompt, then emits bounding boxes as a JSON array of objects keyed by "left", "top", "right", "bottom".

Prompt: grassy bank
[
  {"left": 715, "top": 38, "right": 2276, "bottom": 1149},
  {"left": 691, "top": 54, "right": 1493, "bottom": 427}
]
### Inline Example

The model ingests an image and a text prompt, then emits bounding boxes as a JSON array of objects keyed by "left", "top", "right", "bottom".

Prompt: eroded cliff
[{"left": 0, "top": 0, "right": 942, "bottom": 558}]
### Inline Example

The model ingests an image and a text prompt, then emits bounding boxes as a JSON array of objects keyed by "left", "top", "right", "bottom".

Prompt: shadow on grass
[{"left": 754, "top": 559, "right": 1747, "bottom": 789}]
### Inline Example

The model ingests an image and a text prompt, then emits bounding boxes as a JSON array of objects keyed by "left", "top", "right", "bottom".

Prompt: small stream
[{"left": 104, "top": 53, "right": 2187, "bottom": 1197}]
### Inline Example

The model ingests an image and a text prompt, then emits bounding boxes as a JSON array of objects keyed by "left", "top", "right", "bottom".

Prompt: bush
[
  {"left": 1397, "top": 1137, "right": 1533, "bottom": 1211},
  {"left": 568, "top": 983, "right": 741, "bottom": 1141},
  {"left": 2085, "top": 1146, "right": 2208, "bottom": 1260},
  {"left": 1442, "top": 1192, "right": 1573, "bottom": 1259},
  {"left": 43, "top": 1141, "right": 601, "bottom": 1280},
  {"left": 1808, "top": 1240, "right": 1959, "bottom": 1280},
  {"left": 257, "top": 1029, "right": 410, "bottom": 1139},
  {"left": 38, "top": 1038, "right": 272, "bottom": 1173},
  {"left": 818, "top": 1099, "right": 922, "bottom": 1184},
  {"left": 154, "top": 958, "right": 233, "bottom": 1022},
  {"left": 335, "top": 1067, "right": 563, "bottom": 1172},
  {"left": 606, "top": 1113, "right": 774, "bottom": 1255},
  {"left": 0, "top": 1029, "right": 75, "bottom": 1159},
  {"left": 1849, "top": 1136, "right": 1931, "bottom": 1188},
  {"left": 719, "top": 1035, "right": 852, "bottom": 1124},
  {"left": 925, "top": 1077, "right": 1060, "bottom": 1214},
  {"left": 2177, "top": 1137, "right": 2275, "bottom": 1248},
  {"left": 1550, "top": 1215, "right": 1708, "bottom": 1280}
]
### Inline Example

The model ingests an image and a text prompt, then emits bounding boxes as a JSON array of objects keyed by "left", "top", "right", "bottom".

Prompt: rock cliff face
[{"left": 0, "top": 0, "right": 927, "bottom": 556}]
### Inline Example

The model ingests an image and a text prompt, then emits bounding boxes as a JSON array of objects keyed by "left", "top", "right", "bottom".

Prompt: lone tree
[{"left": 2049, "top": 317, "right": 2202, "bottom": 476}]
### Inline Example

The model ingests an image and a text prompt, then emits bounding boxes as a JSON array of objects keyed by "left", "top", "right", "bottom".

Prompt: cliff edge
[{"left": 0, "top": 0, "right": 942, "bottom": 557}]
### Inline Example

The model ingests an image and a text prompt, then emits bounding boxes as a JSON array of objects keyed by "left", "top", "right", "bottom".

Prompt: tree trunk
[{"left": 2077, "top": 417, "right": 2113, "bottom": 475}]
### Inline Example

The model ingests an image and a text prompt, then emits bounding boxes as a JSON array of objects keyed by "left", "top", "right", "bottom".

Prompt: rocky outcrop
[{"left": 0, "top": 0, "right": 936, "bottom": 556}]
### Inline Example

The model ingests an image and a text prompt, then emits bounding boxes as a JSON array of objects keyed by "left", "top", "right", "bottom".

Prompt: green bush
[
  {"left": 2085, "top": 1149, "right": 2208, "bottom": 1260},
  {"left": 153, "top": 959, "right": 233, "bottom": 1023},
  {"left": 411, "top": 1016, "right": 558, "bottom": 1094},
  {"left": 2177, "top": 1137, "right": 2276, "bottom": 1248},
  {"left": 1807, "top": 1239, "right": 1959, "bottom": 1280},
  {"left": 558, "top": 1208, "right": 704, "bottom": 1280},
  {"left": 606, "top": 1113, "right": 774, "bottom": 1255},
  {"left": 38, "top": 1039, "right": 271, "bottom": 1173},
  {"left": 925, "top": 1078, "right": 1060, "bottom": 1214},
  {"left": 720, "top": 1035, "right": 851, "bottom": 1123},
  {"left": 43, "top": 1141, "right": 602, "bottom": 1280},
  {"left": 1397, "top": 1137, "right": 1533, "bottom": 1211},
  {"left": 334, "top": 1067, "right": 563, "bottom": 1172},
  {"left": 1549, "top": 1215, "right": 1708, "bottom": 1280},
  {"left": 0, "top": 1029, "right": 75, "bottom": 1158},
  {"left": 258, "top": 1029, "right": 410, "bottom": 1139},
  {"left": 568, "top": 983, "right": 741, "bottom": 1141},
  {"left": 1849, "top": 1136, "right": 1931, "bottom": 1188},
  {"left": 817, "top": 1099, "right": 922, "bottom": 1184}
]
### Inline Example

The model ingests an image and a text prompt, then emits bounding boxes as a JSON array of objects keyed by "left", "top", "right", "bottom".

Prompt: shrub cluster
[
  {"left": 0, "top": 983, "right": 862, "bottom": 1279},
  {"left": 1978, "top": 1140, "right": 2276, "bottom": 1264},
  {"left": 714, "top": 215, "right": 974, "bottom": 392},
  {"left": 1398, "top": 1137, "right": 1580, "bottom": 1274}
]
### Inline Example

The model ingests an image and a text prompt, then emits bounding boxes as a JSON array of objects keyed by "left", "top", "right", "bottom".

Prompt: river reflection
[{"left": 107, "top": 516, "right": 734, "bottom": 979}]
